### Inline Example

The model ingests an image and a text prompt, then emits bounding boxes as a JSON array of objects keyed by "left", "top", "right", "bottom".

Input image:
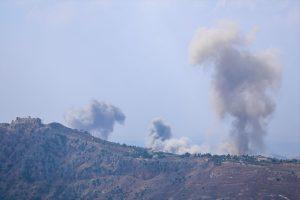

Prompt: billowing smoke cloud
[
  {"left": 65, "top": 100, "right": 125, "bottom": 139},
  {"left": 147, "top": 118, "right": 207, "bottom": 154},
  {"left": 189, "top": 21, "right": 282, "bottom": 155},
  {"left": 148, "top": 118, "right": 172, "bottom": 147}
]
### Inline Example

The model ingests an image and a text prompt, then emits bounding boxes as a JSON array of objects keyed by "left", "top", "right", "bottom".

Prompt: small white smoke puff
[
  {"left": 189, "top": 21, "right": 282, "bottom": 155},
  {"left": 65, "top": 100, "right": 125, "bottom": 140},
  {"left": 147, "top": 118, "right": 208, "bottom": 154}
]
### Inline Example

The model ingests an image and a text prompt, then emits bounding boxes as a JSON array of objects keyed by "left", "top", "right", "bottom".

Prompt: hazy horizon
[{"left": 1, "top": 0, "right": 299, "bottom": 157}]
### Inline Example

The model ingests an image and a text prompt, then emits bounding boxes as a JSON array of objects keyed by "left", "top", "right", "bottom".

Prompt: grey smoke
[
  {"left": 65, "top": 100, "right": 125, "bottom": 139},
  {"left": 189, "top": 21, "right": 282, "bottom": 155},
  {"left": 148, "top": 118, "right": 172, "bottom": 147},
  {"left": 147, "top": 118, "right": 207, "bottom": 154}
]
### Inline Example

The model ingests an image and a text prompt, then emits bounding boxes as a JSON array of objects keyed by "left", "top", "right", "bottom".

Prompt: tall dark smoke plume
[
  {"left": 189, "top": 21, "right": 282, "bottom": 155},
  {"left": 65, "top": 100, "right": 125, "bottom": 140}
]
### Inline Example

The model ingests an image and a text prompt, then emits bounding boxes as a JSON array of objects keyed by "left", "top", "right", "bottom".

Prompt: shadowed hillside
[{"left": 0, "top": 117, "right": 299, "bottom": 200}]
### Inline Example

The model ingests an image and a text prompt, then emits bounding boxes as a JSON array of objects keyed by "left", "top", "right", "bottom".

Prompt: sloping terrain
[{"left": 0, "top": 117, "right": 299, "bottom": 200}]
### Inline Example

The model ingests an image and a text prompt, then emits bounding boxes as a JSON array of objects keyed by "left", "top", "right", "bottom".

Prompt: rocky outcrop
[{"left": 0, "top": 117, "right": 299, "bottom": 199}]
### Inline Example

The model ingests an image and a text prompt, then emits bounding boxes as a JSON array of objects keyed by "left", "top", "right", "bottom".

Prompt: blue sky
[{"left": 0, "top": 0, "right": 299, "bottom": 157}]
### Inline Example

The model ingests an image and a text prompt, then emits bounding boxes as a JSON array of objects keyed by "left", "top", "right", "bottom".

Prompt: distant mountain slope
[{"left": 0, "top": 117, "right": 299, "bottom": 200}]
